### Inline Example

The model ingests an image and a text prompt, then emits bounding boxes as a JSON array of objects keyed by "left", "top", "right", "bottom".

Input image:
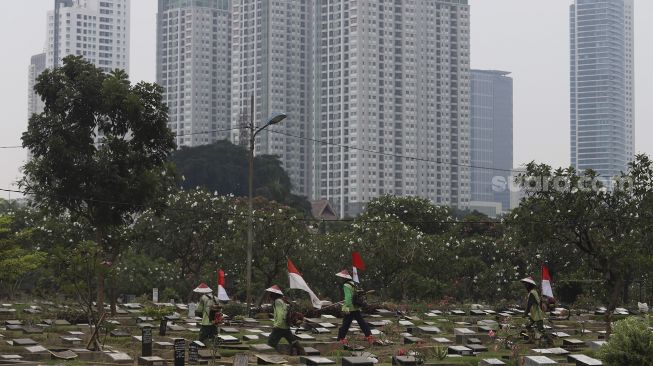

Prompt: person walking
[
  {"left": 335, "top": 269, "right": 374, "bottom": 345},
  {"left": 194, "top": 282, "right": 219, "bottom": 343},
  {"left": 266, "top": 285, "right": 305, "bottom": 355},
  {"left": 521, "top": 277, "right": 552, "bottom": 345}
]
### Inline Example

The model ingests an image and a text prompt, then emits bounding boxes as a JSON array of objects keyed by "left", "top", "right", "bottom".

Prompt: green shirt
[
  {"left": 526, "top": 288, "right": 545, "bottom": 322},
  {"left": 273, "top": 298, "right": 289, "bottom": 329},
  {"left": 342, "top": 281, "right": 359, "bottom": 313},
  {"left": 197, "top": 294, "right": 215, "bottom": 326}
]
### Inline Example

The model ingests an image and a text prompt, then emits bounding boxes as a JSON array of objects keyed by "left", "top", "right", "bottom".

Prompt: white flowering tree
[{"left": 507, "top": 155, "right": 653, "bottom": 333}]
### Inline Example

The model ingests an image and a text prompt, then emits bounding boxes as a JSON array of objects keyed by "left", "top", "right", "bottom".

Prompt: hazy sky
[{"left": 1, "top": 0, "right": 652, "bottom": 199}]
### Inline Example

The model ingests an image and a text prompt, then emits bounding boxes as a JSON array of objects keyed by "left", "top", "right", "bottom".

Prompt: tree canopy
[
  {"left": 20, "top": 55, "right": 176, "bottom": 326},
  {"left": 170, "top": 140, "right": 311, "bottom": 214}
]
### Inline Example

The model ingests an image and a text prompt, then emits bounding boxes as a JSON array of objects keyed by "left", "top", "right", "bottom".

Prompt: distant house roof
[{"left": 311, "top": 199, "right": 338, "bottom": 220}]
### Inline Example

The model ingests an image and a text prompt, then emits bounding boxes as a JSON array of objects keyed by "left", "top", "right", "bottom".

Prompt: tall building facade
[
  {"left": 469, "top": 70, "right": 513, "bottom": 217},
  {"left": 28, "top": 53, "right": 47, "bottom": 117},
  {"left": 157, "top": 0, "right": 232, "bottom": 147},
  {"left": 29, "top": 0, "right": 130, "bottom": 117},
  {"left": 313, "top": 0, "right": 471, "bottom": 216},
  {"left": 231, "top": 0, "right": 314, "bottom": 197},
  {"left": 570, "top": 0, "right": 635, "bottom": 181}
]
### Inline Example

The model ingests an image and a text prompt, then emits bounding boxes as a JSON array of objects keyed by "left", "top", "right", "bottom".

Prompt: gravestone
[
  {"left": 448, "top": 345, "right": 472, "bottom": 356},
  {"left": 403, "top": 336, "right": 423, "bottom": 344},
  {"left": 159, "top": 318, "right": 168, "bottom": 336},
  {"left": 142, "top": 326, "right": 153, "bottom": 357},
  {"left": 188, "top": 341, "right": 200, "bottom": 364},
  {"left": 251, "top": 344, "right": 275, "bottom": 352},
  {"left": 589, "top": 341, "right": 607, "bottom": 350},
  {"left": 256, "top": 354, "right": 287, "bottom": 365},
  {"left": 300, "top": 356, "right": 336, "bottom": 365},
  {"left": 416, "top": 326, "right": 441, "bottom": 334},
  {"left": 11, "top": 338, "right": 38, "bottom": 346},
  {"left": 107, "top": 352, "right": 133, "bottom": 364},
  {"left": 139, "top": 356, "right": 167, "bottom": 366},
  {"left": 188, "top": 303, "right": 197, "bottom": 319},
  {"left": 233, "top": 353, "right": 249, "bottom": 366},
  {"left": 567, "top": 354, "right": 602, "bottom": 366},
  {"left": 392, "top": 356, "right": 417, "bottom": 366},
  {"left": 303, "top": 347, "right": 321, "bottom": 356},
  {"left": 342, "top": 357, "right": 375, "bottom": 366},
  {"left": 174, "top": 338, "right": 186, "bottom": 366},
  {"left": 523, "top": 356, "right": 557, "bottom": 366},
  {"left": 479, "top": 359, "right": 506, "bottom": 366},
  {"left": 243, "top": 334, "right": 259, "bottom": 341}
]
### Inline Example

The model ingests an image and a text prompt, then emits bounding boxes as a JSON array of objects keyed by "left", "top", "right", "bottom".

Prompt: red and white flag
[
  {"left": 287, "top": 259, "right": 321, "bottom": 309},
  {"left": 541, "top": 264, "right": 554, "bottom": 299},
  {"left": 352, "top": 251, "right": 365, "bottom": 284},
  {"left": 217, "top": 269, "right": 230, "bottom": 301}
]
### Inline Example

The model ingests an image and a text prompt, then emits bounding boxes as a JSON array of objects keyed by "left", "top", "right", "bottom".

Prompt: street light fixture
[{"left": 246, "top": 93, "right": 286, "bottom": 315}]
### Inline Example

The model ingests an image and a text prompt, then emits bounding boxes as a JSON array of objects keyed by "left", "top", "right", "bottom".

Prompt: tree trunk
[
  {"left": 109, "top": 274, "right": 117, "bottom": 316},
  {"left": 95, "top": 230, "right": 105, "bottom": 318},
  {"left": 605, "top": 271, "right": 624, "bottom": 336}
]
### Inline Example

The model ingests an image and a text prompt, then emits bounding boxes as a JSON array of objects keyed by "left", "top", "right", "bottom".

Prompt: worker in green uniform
[
  {"left": 521, "top": 277, "right": 553, "bottom": 345},
  {"left": 335, "top": 269, "right": 373, "bottom": 345},
  {"left": 266, "top": 285, "right": 305, "bottom": 355},
  {"left": 194, "top": 282, "right": 218, "bottom": 343}
]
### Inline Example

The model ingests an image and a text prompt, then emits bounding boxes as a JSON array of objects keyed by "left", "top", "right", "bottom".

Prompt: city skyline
[{"left": 2, "top": 0, "right": 653, "bottom": 200}]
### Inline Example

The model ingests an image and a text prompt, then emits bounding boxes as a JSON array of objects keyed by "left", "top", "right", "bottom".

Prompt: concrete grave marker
[
  {"left": 256, "top": 354, "right": 286, "bottom": 364},
  {"left": 173, "top": 338, "right": 186, "bottom": 366},
  {"left": 11, "top": 338, "right": 37, "bottom": 346},
  {"left": 342, "top": 357, "right": 375, "bottom": 366},
  {"left": 139, "top": 356, "right": 167, "bottom": 366},
  {"left": 448, "top": 345, "right": 472, "bottom": 355},
  {"left": 524, "top": 356, "right": 557, "bottom": 366},
  {"left": 479, "top": 359, "right": 506, "bottom": 366},
  {"left": 300, "top": 356, "right": 336, "bottom": 365},
  {"left": 142, "top": 326, "right": 153, "bottom": 357},
  {"left": 567, "top": 354, "right": 602, "bottom": 365}
]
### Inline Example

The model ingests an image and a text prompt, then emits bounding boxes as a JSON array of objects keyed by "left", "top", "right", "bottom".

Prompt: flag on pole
[
  {"left": 541, "top": 264, "right": 554, "bottom": 299},
  {"left": 352, "top": 251, "right": 365, "bottom": 283},
  {"left": 217, "top": 269, "right": 230, "bottom": 301},
  {"left": 287, "top": 258, "right": 322, "bottom": 309}
]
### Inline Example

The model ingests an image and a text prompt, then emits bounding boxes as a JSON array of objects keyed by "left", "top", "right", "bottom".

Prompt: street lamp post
[{"left": 246, "top": 93, "right": 286, "bottom": 315}]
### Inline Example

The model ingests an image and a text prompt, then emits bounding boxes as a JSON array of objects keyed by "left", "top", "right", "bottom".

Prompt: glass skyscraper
[
  {"left": 570, "top": 0, "right": 635, "bottom": 181},
  {"left": 470, "top": 70, "right": 513, "bottom": 216}
]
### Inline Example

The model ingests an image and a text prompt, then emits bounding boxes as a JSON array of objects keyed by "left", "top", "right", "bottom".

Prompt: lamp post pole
[{"left": 245, "top": 93, "right": 286, "bottom": 315}]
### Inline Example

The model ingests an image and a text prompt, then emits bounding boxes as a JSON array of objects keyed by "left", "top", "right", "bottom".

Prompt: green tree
[
  {"left": 507, "top": 155, "right": 653, "bottom": 332},
  {"left": 21, "top": 56, "right": 175, "bottom": 322},
  {"left": 170, "top": 140, "right": 311, "bottom": 214},
  {"left": 0, "top": 214, "right": 46, "bottom": 299}
]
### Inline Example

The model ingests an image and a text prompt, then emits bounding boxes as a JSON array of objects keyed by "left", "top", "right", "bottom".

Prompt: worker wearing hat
[
  {"left": 335, "top": 269, "right": 373, "bottom": 345},
  {"left": 194, "top": 283, "right": 219, "bottom": 343},
  {"left": 520, "top": 277, "right": 551, "bottom": 345},
  {"left": 265, "top": 285, "right": 305, "bottom": 355}
]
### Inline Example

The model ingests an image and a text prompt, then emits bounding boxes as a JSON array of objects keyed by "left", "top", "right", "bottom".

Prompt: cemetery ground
[{"left": 1, "top": 299, "right": 645, "bottom": 366}]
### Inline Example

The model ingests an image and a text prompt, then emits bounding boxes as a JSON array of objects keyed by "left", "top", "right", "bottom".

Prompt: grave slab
[
  {"left": 568, "top": 354, "right": 604, "bottom": 366},
  {"left": 251, "top": 344, "right": 275, "bottom": 352},
  {"left": 467, "top": 344, "right": 488, "bottom": 352},
  {"left": 303, "top": 347, "right": 320, "bottom": 356},
  {"left": 392, "top": 356, "right": 417, "bottom": 366},
  {"left": 139, "top": 356, "right": 168, "bottom": 366},
  {"left": 398, "top": 320, "right": 414, "bottom": 326},
  {"left": 342, "top": 357, "right": 375, "bottom": 366},
  {"left": 432, "top": 337, "right": 452, "bottom": 344},
  {"left": 12, "top": 338, "right": 37, "bottom": 346},
  {"left": 448, "top": 345, "right": 472, "bottom": 356},
  {"left": 403, "top": 336, "right": 423, "bottom": 344},
  {"left": 25, "top": 345, "right": 48, "bottom": 353},
  {"left": 220, "top": 327, "right": 240, "bottom": 333},
  {"left": 256, "top": 354, "right": 287, "bottom": 364},
  {"left": 243, "top": 334, "right": 259, "bottom": 341},
  {"left": 300, "top": 356, "right": 336, "bottom": 365},
  {"left": 479, "top": 359, "right": 506, "bottom": 366},
  {"left": 106, "top": 352, "right": 133, "bottom": 364},
  {"left": 532, "top": 348, "right": 570, "bottom": 355},
  {"left": 589, "top": 341, "right": 607, "bottom": 350},
  {"left": 524, "top": 356, "right": 557, "bottom": 366},
  {"left": 416, "top": 326, "right": 441, "bottom": 334},
  {"left": 49, "top": 349, "right": 78, "bottom": 360}
]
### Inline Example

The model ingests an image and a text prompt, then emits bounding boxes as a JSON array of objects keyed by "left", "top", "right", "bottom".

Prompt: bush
[{"left": 599, "top": 316, "right": 653, "bottom": 366}]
